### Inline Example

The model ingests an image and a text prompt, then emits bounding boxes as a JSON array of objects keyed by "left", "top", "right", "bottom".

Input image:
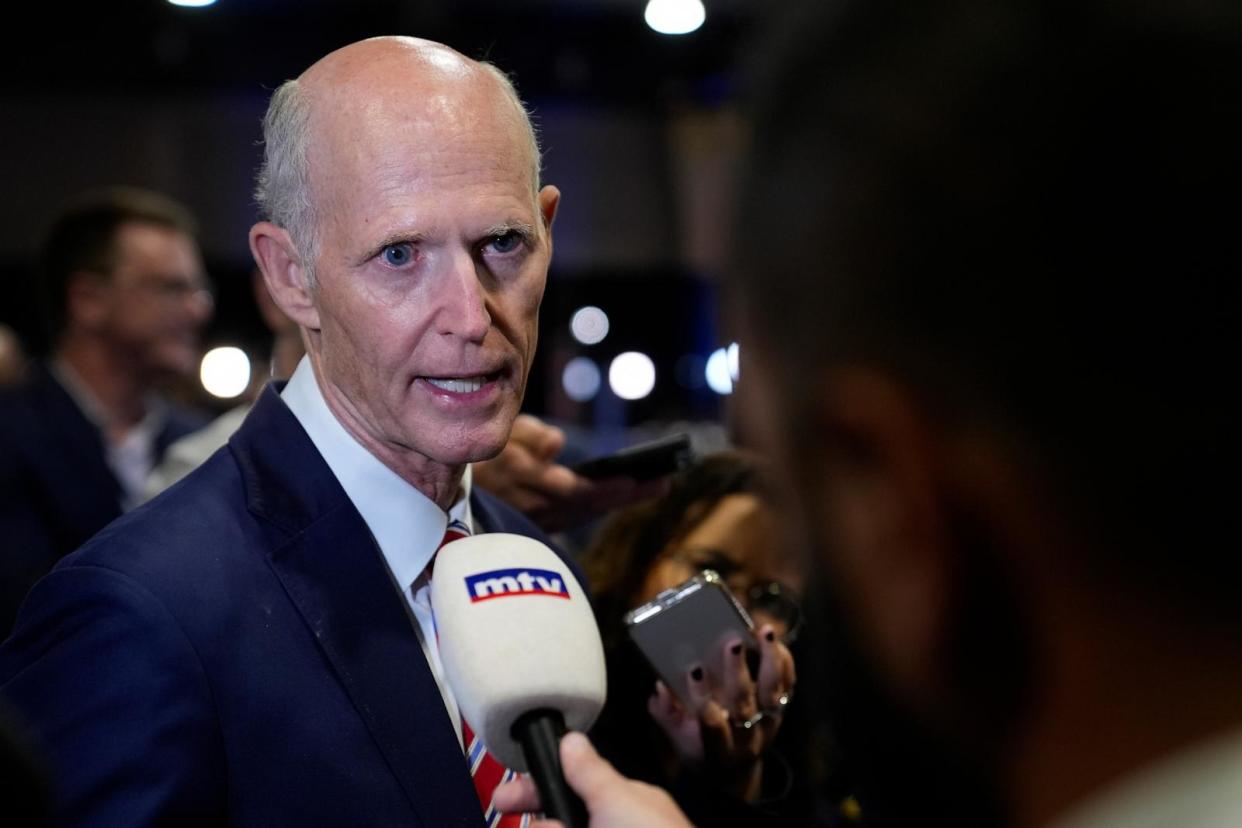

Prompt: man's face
[
  {"left": 732, "top": 333, "right": 1004, "bottom": 819},
  {"left": 305, "top": 84, "right": 557, "bottom": 468},
  {"left": 98, "top": 222, "right": 212, "bottom": 378}
]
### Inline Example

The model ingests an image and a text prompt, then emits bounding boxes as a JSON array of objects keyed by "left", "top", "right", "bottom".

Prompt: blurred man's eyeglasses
[{"left": 135, "top": 276, "right": 215, "bottom": 307}]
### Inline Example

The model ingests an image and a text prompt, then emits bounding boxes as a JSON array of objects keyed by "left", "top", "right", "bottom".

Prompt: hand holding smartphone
[
  {"left": 623, "top": 570, "right": 755, "bottom": 706},
  {"left": 571, "top": 434, "right": 693, "bottom": 482},
  {"left": 626, "top": 570, "right": 798, "bottom": 798}
]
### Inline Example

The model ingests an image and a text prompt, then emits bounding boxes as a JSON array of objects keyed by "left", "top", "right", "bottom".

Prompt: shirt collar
[
  {"left": 1051, "top": 725, "right": 1242, "bottom": 828},
  {"left": 280, "top": 356, "right": 473, "bottom": 591},
  {"left": 51, "top": 357, "right": 167, "bottom": 440}
]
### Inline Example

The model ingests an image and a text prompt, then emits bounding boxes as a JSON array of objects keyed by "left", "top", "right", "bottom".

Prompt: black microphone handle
[{"left": 511, "top": 709, "right": 588, "bottom": 828}]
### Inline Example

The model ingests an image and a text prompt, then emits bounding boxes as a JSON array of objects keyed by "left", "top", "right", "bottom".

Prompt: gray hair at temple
[{"left": 253, "top": 61, "right": 542, "bottom": 289}]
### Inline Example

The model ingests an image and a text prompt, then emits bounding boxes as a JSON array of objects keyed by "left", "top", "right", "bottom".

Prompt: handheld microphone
[{"left": 431, "top": 533, "right": 606, "bottom": 828}]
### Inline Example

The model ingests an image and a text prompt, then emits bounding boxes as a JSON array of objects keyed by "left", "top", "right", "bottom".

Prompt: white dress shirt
[
  {"left": 1051, "top": 726, "right": 1242, "bottom": 828},
  {"left": 281, "top": 356, "right": 472, "bottom": 744},
  {"left": 52, "top": 358, "right": 166, "bottom": 511}
]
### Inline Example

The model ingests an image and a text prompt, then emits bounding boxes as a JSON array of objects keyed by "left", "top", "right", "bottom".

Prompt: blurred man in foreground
[
  {"left": 498, "top": 1, "right": 1242, "bottom": 825},
  {"left": 1, "top": 37, "right": 572, "bottom": 825},
  {"left": 0, "top": 188, "right": 212, "bottom": 632}
]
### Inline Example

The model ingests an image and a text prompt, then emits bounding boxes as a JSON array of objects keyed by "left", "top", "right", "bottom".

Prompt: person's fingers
[
  {"left": 493, "top": 774, "right": 542, "bottom": 814},
  {"left": 697, "top": 696, "right": 733, "bottom": 764},
  {"left": 557, "top": 733, "right": 697, "bottom": 828},
  {"left": 475, "top": 431, "right": 581, "bottom": 509},
  {"left": 683, "top": 661, "right": 713, "bottom": 716},
  {"left": 473, "top": 439, "right": 538, "bottom": 493},
  {"left": 509, "top": 414, "right": 566, "bottom": 460},
  {"left": 507, "top": 413, "right": 542, "bottom": 445},
  {"left": 654, "top": 673, "right": 704, "bottom": 760},
  {"left": 657, "top": 680, "right": 686, "bottom": 714},
  {"left": 647, "top": 680, "right": 686, "bottom": 733},
  {"left": 533, "top": 420, "right": 566, "bottom": 460},
  {"left": 755, "top": 626, "right": 779, "bottom": 708},
  {"left": 780, "top": 630, "right": 797, "bottom": 690},
  {"left": 745, "top": 626, "right": 789, "bottom": 746},
  {"left": 504, "top": 488, "right": 554, "bottom": 515},
  {"left": 558, "top": 731, "right": 629, "bottom": 801},
  {"left": 716, "top": 637, "right": 758, "bottom": 721},
  {"left": 755, "top": 624, "right": 794, "bottom": 711},
  {"left": 539, "top": 463, "right": 586, "bottom": 498},
  {"left": 507, "top": 443, "right": 546, "bottom": 480}
]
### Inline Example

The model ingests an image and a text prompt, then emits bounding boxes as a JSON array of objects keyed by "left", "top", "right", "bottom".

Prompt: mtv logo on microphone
[{"left": 464, "top": 568, "right": 572, "bottom": 602}]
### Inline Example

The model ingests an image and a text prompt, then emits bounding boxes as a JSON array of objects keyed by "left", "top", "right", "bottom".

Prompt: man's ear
[
  {"left": 249, "top": 222, "right": 319, "bottom": 331},
  {"left": 538, "top": 185, "right": 560, "bottom": 237},
  {"left": 813, "top": 365, "right": 955, "bottom": 706},
  {"left": 64, "top": 271, "right": 110, "bottom": 333}
]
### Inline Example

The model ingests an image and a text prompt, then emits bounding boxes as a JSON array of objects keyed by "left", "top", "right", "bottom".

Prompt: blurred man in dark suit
[
  {"left": 498, "top": 2, "right": 1242, "bottom": 826},
  {"left": 0, "top": 187, "right": 211, "bottom": 632}
]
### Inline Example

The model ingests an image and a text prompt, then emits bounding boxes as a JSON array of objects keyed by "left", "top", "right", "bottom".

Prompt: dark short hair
[
  {"left": 731, "top": 1, "right": 1241, "bottom": 613},
  {"left": 39, "top": 187, "right": 198, "bottom": 340}
]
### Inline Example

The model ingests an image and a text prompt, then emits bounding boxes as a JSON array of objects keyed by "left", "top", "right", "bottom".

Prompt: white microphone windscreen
[{"left": 430, "top": 533, "right": 607, "bottom": 770}]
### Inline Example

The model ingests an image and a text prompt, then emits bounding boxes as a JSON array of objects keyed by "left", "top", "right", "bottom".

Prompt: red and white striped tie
[{"left": 437, "top": 523, "right": 529, "bottom": 828}]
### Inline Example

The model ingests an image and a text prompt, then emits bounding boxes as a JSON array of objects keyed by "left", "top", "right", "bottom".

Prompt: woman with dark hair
[{"left": 582, "top": 451, "right": 807, "bottom": 825}]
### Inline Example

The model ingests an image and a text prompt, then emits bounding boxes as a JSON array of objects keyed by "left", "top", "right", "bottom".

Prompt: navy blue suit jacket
[
  {"left": 0, "top": 384, "right": 579, "bottom": 826},
  {"left": 0, "top": 364, "right": 206, "bottom": 632}
]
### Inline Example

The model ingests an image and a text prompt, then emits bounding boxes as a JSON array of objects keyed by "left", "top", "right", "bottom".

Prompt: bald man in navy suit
[{"left": 1, "top": 37, "right": 575, "bottom": 826}]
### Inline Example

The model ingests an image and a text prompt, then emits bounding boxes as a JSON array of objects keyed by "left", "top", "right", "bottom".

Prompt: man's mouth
[{"left": 421, "top": 373, "right": 501, "bottom": 394}]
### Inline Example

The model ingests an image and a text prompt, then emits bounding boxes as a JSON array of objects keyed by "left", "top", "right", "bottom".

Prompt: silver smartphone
[{"left": 623, "top": 570, "right": 755, "bottom": 705}]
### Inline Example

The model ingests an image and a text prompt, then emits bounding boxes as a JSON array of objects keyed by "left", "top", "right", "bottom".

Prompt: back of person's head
[
  {"left": 733, "top": 0, "right": 1242, "bottom": 622},
  {"left": 40, "top": 186, "right": 198, "bottom": 343},
  {"left": 729, "top": 2, "right": 1242, "bottom": 822}
]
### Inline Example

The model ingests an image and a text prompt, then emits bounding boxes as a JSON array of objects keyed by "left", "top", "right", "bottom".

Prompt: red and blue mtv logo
[{"left": 464, "top": 568, "right": 571, "bottom": 602}]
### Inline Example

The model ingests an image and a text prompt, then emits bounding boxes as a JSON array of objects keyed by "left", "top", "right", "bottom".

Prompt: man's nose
[
  {"left": 186, "top": 287, "right": 214, "bottom": 326},
  {"left": 435, "top": 250, "right": 491, "bottom": 343}
]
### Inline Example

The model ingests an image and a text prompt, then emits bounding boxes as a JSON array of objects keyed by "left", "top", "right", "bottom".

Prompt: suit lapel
[
  {"left": 231, "top": 386, "right": 484, "bottom": 828},
  {"left": 30, "top": 366, "right": 123, "bottom": 532}
]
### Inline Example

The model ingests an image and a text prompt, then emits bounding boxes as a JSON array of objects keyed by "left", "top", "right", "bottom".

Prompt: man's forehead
[
  {"left": 326, "top": 170, "right": 538, "bottom": 244},
  {"left": 292, "top": 36, "right": 540, "bottom": 241},
  {"left": 112, "top": 222, "right": 202, "bottom": 272},
  {"left": 309, "top": 96, "right": 534, "bottom": 216},
  {"left": 304, "top": 45, "right": 527, "bottom": 168},
  {"left": 115, "top": 221, "right": 195, "bottom": 254},
  {"left": 314, "top": 116, "right": 532, "bottom": 211}
]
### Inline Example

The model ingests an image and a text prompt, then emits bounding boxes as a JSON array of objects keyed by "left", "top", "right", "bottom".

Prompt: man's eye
[
  {"left": 488, "top": 231, "right": 523, "bottom": 254},
  {"left": 382, "top": 243, "right": 415, "bottom": 267}
]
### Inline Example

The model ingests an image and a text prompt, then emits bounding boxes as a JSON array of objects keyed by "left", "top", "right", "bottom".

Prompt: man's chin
[
  {"left": 147, "top": 346, "right": 201, "bottom": 380},
  {"left": 424, "top": 428, "right": 511, "bottom": 468},
  {"left": 396, "top": 403, "right": 520, "bottom": 468}
]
